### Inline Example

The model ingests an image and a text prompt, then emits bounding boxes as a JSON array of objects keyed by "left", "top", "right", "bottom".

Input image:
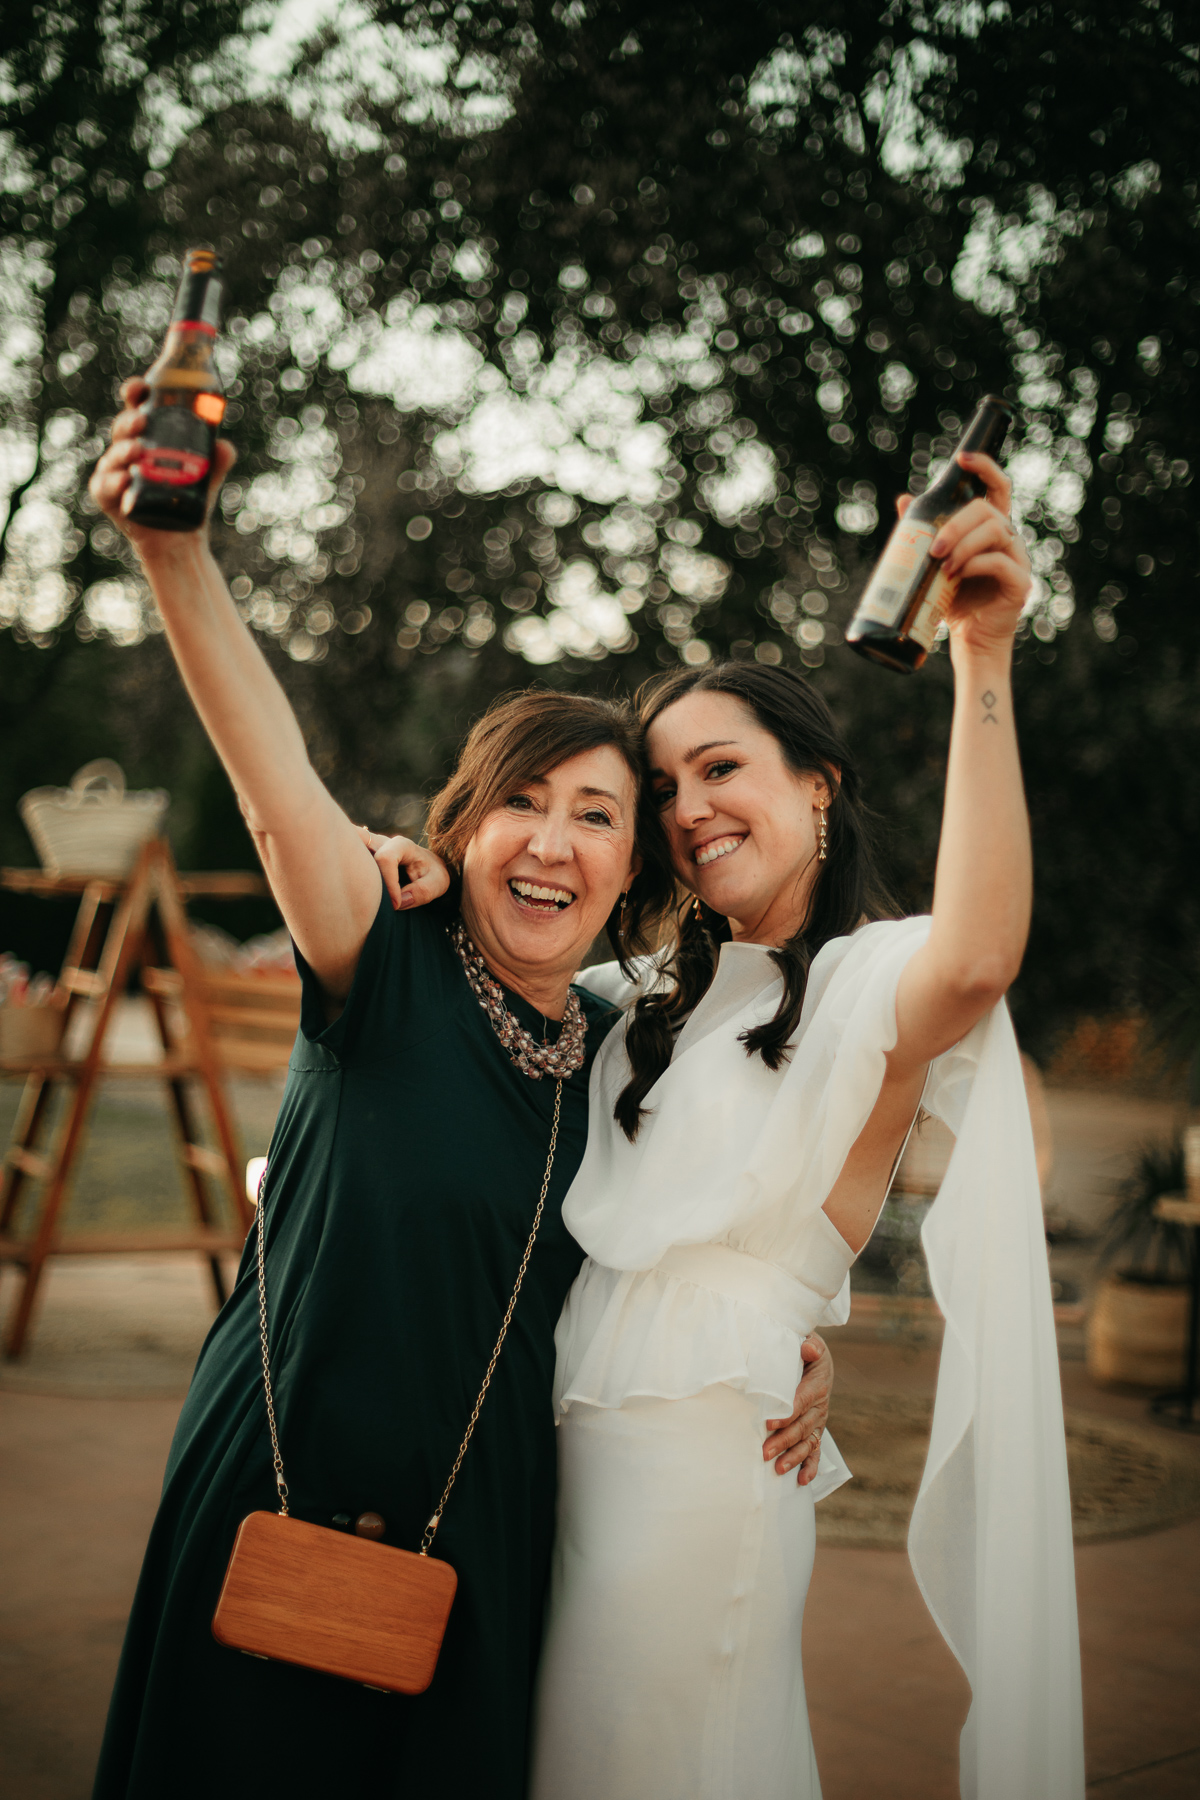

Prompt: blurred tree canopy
[{"left": 0, "top": 0, "right": 1197, "bottom": 1045}]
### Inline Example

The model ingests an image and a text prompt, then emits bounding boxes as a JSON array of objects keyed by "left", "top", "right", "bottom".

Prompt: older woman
[{"left": 86, "top": 384, "right": 833, "bottom": 1800}]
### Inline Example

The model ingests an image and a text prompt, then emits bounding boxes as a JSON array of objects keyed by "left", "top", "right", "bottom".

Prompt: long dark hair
[
  {"left": 425, "top": 687, "right": 675, "bottom": 970},
  {"left": 615, "top": 663, "right": 898, "bottom": 1140}
]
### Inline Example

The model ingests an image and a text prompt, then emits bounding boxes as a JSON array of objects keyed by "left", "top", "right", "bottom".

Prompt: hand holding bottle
[
  {"left": 846, "top": 395, "right": 1027, "bottom": 672},
  {"left": 898, "top": 450, "right": 1031, "bottom": 664},
  {"left": 90, "top": 246, "right": 233, "bottom": 553},
  {"left": 90, "top": 375, "right": 236, "bottom": 556}
]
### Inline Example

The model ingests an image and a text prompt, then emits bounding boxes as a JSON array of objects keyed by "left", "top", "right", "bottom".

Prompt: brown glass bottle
[
  {"left": 126, "top": 249, "right": 226, "bottom": 531},
  {"left": 845, "top": 395, "right": 1015, "bottom": 673}
]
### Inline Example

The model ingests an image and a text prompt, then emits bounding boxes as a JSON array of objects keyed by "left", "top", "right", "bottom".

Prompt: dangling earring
[
  {"left": 817, "top": 798, "right": 828, "bottom": 863},
  {"left": 691, "top": 893, "right": 703, "bottom": 924},
  {"left": 618, "top": 890, "right": 629, "bottom": 940}
]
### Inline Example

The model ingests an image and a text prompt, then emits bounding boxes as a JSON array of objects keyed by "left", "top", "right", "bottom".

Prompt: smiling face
[
  {"left": 459, "top": 745, "right": 641, "bottom": 1007},
  {"left": 646, "top": 689, "right": 832, "bottom": 947}
]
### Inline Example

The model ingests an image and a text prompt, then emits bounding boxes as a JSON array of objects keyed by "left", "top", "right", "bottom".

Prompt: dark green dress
[{"left": 93, "top": 889, "right": 617, "bottom": 1799}]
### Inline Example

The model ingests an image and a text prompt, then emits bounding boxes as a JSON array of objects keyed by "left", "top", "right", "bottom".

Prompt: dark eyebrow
[
  {"left": 518, "top": 776, "right": 623, "bottom": 806},
  {"left": 649, "top": 739, "right": 741, "bottom": 779}
]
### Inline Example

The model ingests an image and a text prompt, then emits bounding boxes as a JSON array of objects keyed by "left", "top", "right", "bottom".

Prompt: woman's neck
[
  {"left": 482, "top": 957, "right": 572, "bottom": 1020},
  {"left": 458, "top": 902, "right": 573, "bottom": 1018},
  {"left": 724, "top": 874, "right": 814, "bottom": 949}
]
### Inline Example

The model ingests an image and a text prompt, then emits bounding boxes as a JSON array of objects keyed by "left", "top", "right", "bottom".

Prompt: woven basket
[
  {"left": 19, "top": 760, "right": 169, "bottom": 879},
  {"left": 0, "top": 1006, "right": 63, "bottom": 1060}
]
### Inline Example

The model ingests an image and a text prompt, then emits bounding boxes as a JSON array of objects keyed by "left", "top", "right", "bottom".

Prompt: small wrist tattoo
[{"left": 981, "top": 688, "right": 999, "bottom": 724}]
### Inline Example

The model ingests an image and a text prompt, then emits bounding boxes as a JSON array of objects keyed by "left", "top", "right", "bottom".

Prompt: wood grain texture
[{"left": 211, "top": 1511, "right": 457, "bottom": 1694}]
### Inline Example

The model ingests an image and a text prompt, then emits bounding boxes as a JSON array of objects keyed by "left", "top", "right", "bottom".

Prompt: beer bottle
[
  {"left": 845, "top": 395, "right": 1015, "bottom": 672},
  {"left": 125, "top": 248, "right": 226, "bottom": 531}
]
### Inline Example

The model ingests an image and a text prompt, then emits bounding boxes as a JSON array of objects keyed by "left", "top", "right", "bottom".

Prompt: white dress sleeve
[
  {"left": 573, "top": 952, "right": 671, "bottom": 1010},
  {"left": 910, "top": 1000, "right": 1084, "bottom": 1798}
]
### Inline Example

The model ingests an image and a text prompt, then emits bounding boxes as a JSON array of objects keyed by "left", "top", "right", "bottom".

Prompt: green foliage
[{"left": 1, "top": 1, "right": 1198, "bottom": 1041}]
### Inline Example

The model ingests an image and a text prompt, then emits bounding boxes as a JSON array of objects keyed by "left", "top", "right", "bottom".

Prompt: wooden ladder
[{"left": 0, "top": 840, "right": 263, "bottom": 1359}]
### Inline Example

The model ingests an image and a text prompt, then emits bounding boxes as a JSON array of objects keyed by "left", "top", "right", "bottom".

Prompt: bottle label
[
  {"left": 853, "top": 518, "right": 937, "bottom": 627},
  {"left": 907, "top": 566, "right": 958, "bottom": 651},
  {"left": 139, "top": 447, "right": 210, "bottom": 487}
]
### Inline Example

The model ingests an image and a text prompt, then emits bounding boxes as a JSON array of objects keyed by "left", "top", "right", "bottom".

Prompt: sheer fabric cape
[{"left": 572, "top": 917, "right": 1084, "bottom": 1800}]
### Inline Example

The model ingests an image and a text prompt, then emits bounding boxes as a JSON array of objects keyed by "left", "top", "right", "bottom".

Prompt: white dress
[{"left": 531, "top": 920, "right": 1085, "bottom": 1800}]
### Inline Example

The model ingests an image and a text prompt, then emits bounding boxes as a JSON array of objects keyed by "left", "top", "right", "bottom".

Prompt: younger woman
[{"left": 377, "top": 455, "right": 1084, "bottom": 1800}]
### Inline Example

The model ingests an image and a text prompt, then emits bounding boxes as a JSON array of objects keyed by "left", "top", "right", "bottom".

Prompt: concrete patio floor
[
  {"left": 2, "top": 1311, "right": 1198, "bottom": 1798},
  {"left": 806, "top": 1338, "right": 1200, "bottom": 1799},
  {"left": 1, "top": 1075, "right": 1197, "bottom": 1796}
]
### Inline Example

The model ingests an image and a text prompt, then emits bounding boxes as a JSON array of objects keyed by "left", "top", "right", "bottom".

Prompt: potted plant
[{"left": 1086, "top": 1137, "right": 1192, "bottom": 1387}]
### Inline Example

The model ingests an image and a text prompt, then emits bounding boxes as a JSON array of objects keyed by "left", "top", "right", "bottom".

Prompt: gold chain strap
[
  {"left": 254, "top": 1163, "right": 290, "bottom": 1517},
  {"left": 420, "top": 1077, "right": 562, "bottom": 1554},
  {"left": 253, "top": 1080, "right": 564, "bottom": 1556}
]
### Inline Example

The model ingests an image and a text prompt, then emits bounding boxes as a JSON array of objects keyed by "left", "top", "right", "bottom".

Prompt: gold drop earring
[
  {"left": 817, "top": 798, "right": 828, "bottom": 863},
  {"left": 691, "top": 893, "right": 703, "bottom": 923}
]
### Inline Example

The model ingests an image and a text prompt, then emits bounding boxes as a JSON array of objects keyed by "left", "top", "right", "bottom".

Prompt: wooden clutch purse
[
  {"left": 212, "top": 1083, "right": 564, "bottom": 1695},
  {"left": 212, "top": 1511, "right": 457, "bottom": 1694}
]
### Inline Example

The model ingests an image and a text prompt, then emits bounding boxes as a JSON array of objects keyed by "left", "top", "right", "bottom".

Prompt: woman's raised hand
[
  {"left": 357, "top": 828, "right": 451, "bottom": 911},
  {"left": 897, "top": 451, "right": 1031, "bottom": 659},
  {"left": 88, "top": 383, "right": 383, "bottom": 1007},
  {"left": 89, "top": 377, "right": 235, "bottom": 554}
]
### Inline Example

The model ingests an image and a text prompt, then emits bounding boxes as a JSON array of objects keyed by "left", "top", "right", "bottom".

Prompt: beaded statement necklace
[{"left": 449, "top": 918, "right": 587, "bottom": 1081}]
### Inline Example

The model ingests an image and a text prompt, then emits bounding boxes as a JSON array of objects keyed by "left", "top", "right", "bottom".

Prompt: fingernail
[
  {"left": 399, "top": 889, "right": 414, "bottom": 908},
  {"left": 930, "top": 536, "right": 947, "bottom": 558}
]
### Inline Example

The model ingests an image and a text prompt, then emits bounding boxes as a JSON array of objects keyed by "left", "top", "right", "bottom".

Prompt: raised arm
[
  {"left": 90, "top": 380, "right": 381, "bottom": 999},
  {"left": 824, "top": 452, "right": 1031, "bottom": 1252},
  {"left": 889, "top": 450, "right": 1033, "bottom": 1072}
]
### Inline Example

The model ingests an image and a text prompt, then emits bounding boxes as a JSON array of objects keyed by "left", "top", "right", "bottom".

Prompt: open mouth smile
[
  {"left": 694, "top": 835, "right": 745, "bottom": 868},
  {"left": 508, "top": 878, "right": 576, "bottom": 912}
]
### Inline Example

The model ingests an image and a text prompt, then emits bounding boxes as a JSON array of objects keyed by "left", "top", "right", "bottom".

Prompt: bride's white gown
[
  {"left": 529, "top": 921, "right": 1085, "bottom": 1800},
  {"left": 531, "top": 1214, "right": 854, "bottom": 1800}
]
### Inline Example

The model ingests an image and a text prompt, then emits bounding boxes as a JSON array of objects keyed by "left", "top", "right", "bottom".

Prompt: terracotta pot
[{"left": 1086, "top": 1273, "right": 1189, "bottom": 1388}]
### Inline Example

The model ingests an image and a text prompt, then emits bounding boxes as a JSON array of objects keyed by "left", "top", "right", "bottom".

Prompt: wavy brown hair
[
  {"left": 425, "top": 687, "right": 674, "bottom": 969},
  {"left": 614, "top": 663, "right": 899, "bottom": 1139}
]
